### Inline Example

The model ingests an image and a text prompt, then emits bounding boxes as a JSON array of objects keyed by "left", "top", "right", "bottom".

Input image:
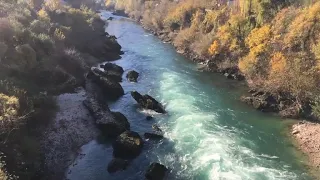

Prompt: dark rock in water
[
  {"left": 113, "top": 131, "right": 144, "bottom": 159},
  {"left": 144, "top": 133, "right": 163, "bottom": 140},
  {"left": 131, "top": 91, "right": 166, "bottom": 113},
  {"left": 91, "top": 67, "right": 122, "bottom": 82},
  {"left": 87, "top": 68, "right": 124, "bottom": 100},
  {"left": 152, "top": 124, "right": 163, "bottom": 133},
  {"left": 107, "top": 158, "right": 129, "bottom": 173},
  {"left": 103, "top": 63, "right": 124, "bottom": 75},
  {"left": 100, "top": 64, "right": 105, "bottom": 68},
  {"left": 107, "top": 17, "right": 114, "bottom": 21},
  {"left": 126, "top": 70, "right": 139, "bottom": 82},
  {"left": 145, "top": 163, "right": 168, "bottom": 180},
  {"left": 146, "top": 116, "right": 153, "bottom": 120},
  {"left": 83, "top": 97, "right": 130, "bottom": 137}
]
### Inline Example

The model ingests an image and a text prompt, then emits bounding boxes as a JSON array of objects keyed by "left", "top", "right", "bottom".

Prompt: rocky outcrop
[
  {"left": 107, "top": 158, "right": 129, "bottom": 173},
  {"left": 131, "top": 91, "right": 166, "bottom": 113},
  {"left": 91, "top": 67, "right": 122, "bottom": 82},
  {"left": 219, "top": 67, "right": 245, "bottom": 81},
  {"left": 102, "top": 63, "right": 124, "bottom": 76},
  {"left": 83, "top": 97, "right": 130, "bottom": 137},
  {"left": 240, "top": 90, "right": 311, "bottom": 118},
  {"left": 113, "top": 131, "right": 144, "bottom": 159},
  {"left": 145, "top": 163, "right": 168, "bottom": 180},
  {"left": 126, "top": 70, "right": 139, "bottom": 82},
  {"left": 87, "top": 67, "right": 124, "bottom": 100}
]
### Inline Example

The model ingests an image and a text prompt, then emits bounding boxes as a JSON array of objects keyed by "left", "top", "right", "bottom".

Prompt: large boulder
[
  {"left": 131, "top": 91, "right": 166, "bottom": 113},
  {"left": 107, "top": 158, "right": 129, "bottom": 173},
  {"left": 91, "top": 67, "right": 122, "bottom": 82},
  {"left": 83, "top": 97, "right": 130, "bottom": 137},
  {"left": 102, "top": 63, "right": 124, "bottom": 75},
  {"left": 126, "top": 70, "right": 139, "bottom": 82},
  {"left": 145, "top": 163, "right": 168, "bottom": 180},
  {"left": 113, "top": 131, "right": 144, "bottom": 159},
  {"left": 87, "top": 68, "right": 124, "bottom": 100}
]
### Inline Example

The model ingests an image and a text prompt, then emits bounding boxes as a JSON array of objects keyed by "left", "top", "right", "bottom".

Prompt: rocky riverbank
[{"left": 291, "top": 121, "right": 320, "bottom": 177}]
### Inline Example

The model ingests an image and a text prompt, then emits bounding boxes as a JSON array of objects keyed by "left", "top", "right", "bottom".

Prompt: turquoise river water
[{"left": 66, "top": 12, "right": 312, "bottom": 180}]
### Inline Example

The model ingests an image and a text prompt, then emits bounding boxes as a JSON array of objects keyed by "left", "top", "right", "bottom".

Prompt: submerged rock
[
  {"left": 145, "top": 163, "right": 168, "bottom": 180},
  {"left": 83, "top": 97, "right": 130, "bottom": 137},
  {"left": 113, "top": 131, "right": 144, "bottom": 159},
  {"left": 107, "top": 158, "right": 129, "bottom": 173},
  {"left": 152, "top": 124, "right": 163, "bottom": 134},
  {"left": 146, "top": 116, "right": 153, "bottom": 120},
  {"left": 126, "top": 70, "right": 139, "bottom": 82},
  {"left": 87, "top": 68, "right": 124, "bottom": 100},
  {"left": 131, "top": 91, "right": 166, "bottom": 113},
  {"left": 144, "top": 133, "right": 163, "bottom": 140}
]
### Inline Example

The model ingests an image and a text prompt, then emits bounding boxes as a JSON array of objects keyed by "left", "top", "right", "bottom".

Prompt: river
[{"left": 66, "top": 12, "right": 311, "bottom": 180}]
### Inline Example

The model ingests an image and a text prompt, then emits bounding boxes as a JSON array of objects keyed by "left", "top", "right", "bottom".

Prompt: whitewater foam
[{"left": 158, "top": 70, "right": 300, "bottom": 180}]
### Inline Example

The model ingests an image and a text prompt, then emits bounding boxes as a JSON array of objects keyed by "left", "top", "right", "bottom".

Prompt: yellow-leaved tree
[{"left": 239, "top": 25, "right": 271, "bottom": 77}]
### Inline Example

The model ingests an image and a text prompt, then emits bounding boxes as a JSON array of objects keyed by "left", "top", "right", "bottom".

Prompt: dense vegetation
[
  {"left": 106, "top": 0, "right": 320, "bottom": 120},
  {"left": 0, "top": 0, "right": 120, "bottom": 179}
]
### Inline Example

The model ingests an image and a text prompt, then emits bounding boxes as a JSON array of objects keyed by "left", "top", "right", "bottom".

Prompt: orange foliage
[
  {"left": 270, "top": 52, "right": 286, "bottom": 75},
  {"left": 208, "top": 40, "right": 219, "bottom": 56}
]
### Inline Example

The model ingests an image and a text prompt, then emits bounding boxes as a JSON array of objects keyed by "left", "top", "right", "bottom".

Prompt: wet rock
[
  {"left": 126, "top": 70, "right": 139, "bottom": 82},
  {"left": 220, "top": 67, "right": 244, "bottom": 81},
  {"left": 131, "top": 91, "right": 166, "bottom": 113},
  {"left": 90, "top": 67, "right": 122, "bottom": 82},
  {"left": 144, "top": 133, "right": 163, "bottom": 140},
  {"left": 83, "top": 97, "right": 130, "bottom": 137},
  {"left": 145, "top": 163, "right": 168, "bottom": 180},
  {"left": 280, "top": 106, "right": 300, "bottom": 119},
  {"left": 107, "top": 158, "right": 129, "bottom": 173},
  {"left": 240, "top": 93, "right": 278, "bottom": 112},
  {"left": 152, "top": 125, "right": 163, "bottom": 134},
  {"left": 113, "top": 131, "right": 144, "bottom": 159},
  {"left": 103, "top": 63, "right": 124, "bottom": 76},
  {"left": 146, "top": 116, "right": 153, "bottom": 120},
  {"left": 107, "top": 17, "right": 114, "bottom": 21},
  {"left": 87, "top": 68, "right": 124, "bottom": 100}
]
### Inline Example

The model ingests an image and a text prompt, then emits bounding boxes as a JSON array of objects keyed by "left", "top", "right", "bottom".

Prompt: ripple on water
[{"left": 159, "top": 70, "right": 301, "bottom": 180}]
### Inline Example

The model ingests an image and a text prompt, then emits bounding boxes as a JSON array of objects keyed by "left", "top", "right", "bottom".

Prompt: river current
[{"left": 67, "top": 12, "right": 311, "bottom": 180}]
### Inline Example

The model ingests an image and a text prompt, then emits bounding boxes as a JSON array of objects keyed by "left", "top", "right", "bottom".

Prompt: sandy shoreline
[{"left": 291, "top": 121, "right": 320, "bottom": 178}]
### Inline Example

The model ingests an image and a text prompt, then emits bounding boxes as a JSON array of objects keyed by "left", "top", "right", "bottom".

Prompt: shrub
[
  {"left": 0, "top": 18, "right": 14, "bottom": 42},
  {"left": 53, "top": 28, "right": 66, "bottom": 41},
  {"left": 15, "top": 44, "right": 37, "bottom": 69},
  {"left": 208, "top": 40, "right": 220, "bottom": 56}
]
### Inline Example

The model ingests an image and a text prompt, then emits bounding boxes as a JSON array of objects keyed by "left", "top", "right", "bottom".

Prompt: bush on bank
[
  {"left": 0, "top": 0, "right": 121, "bottom": 178},
  {"left": 107, "top": 0, "right": 320, "bottom": 120}
]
